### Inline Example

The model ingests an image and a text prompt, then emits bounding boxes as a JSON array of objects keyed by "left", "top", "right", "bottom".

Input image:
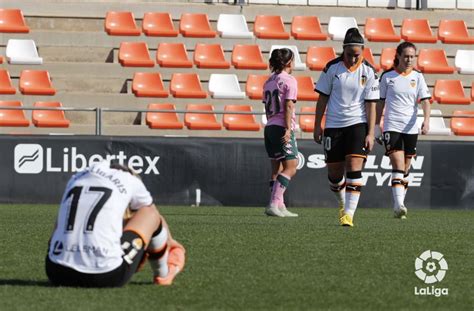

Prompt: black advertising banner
[{"left": 0, "top": 136, "right": 472, "bottom": 209}]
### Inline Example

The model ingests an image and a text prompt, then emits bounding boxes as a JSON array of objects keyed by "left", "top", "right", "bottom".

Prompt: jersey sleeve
[
  {"left": 129, "top": 179, "right": 153, "bottom": 210},
  {"left": 379, "top": 74, "right": 387, "bottom": 100},
  {"left": 315, "top": 66, "right": 332, "bottom": 96},
  {"left": 417, "top": 73, "right": 431, "bottom": 101},
  {"left": 285, "top": 77, "right": 298, "bottom": 101},
  {"left": 364, "top": 68, "right": 380, "bottom": 101}
]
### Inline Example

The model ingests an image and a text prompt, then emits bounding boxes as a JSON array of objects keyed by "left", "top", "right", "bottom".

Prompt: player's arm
[
  {"left": 313, "top": 94, "right": 328, "bottom": 144},
  {"left": 365, "top": 100, "right": 376, "bottom": 151},
  {"left": 283, "top": 99, "right": 295, "bottom": 143},
  {"left": 420, "top": 99, "right": 431, "bottom": 135}
]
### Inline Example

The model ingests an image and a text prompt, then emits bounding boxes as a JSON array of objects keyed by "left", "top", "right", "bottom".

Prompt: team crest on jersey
[
  {"left": 360, "top": 75, "right": 367, "bottom": 86},
  {"left": 410, "top": 79, "right": 416, "bottom": 88},
  {"left": 132, "top": 238, "right": 143, "bottom": 250}
]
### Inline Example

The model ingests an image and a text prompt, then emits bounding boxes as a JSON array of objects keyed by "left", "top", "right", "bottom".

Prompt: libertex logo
[{"left": 14, "top": 144, "right": 44, "bottom": 174}]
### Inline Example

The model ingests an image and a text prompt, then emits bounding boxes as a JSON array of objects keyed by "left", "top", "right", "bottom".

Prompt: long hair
[
  {"left": 269, "top": 48, "right": 294, "bottom": 73},
  {"left": 393, "top": 41, "right": 417, "bottom": 68},
  {"left": 343, "top": 27, "right": 364, "bottom": 47}
]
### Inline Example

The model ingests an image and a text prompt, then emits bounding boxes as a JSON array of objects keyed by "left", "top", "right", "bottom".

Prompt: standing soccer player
[
  {"left": 45, "top": 161, "right": 185, "bottom": 287},
  {"left": 376, "top": 42, "right": 431, "bottom": 219},
  {"left": 263, "top": 48, "right": 299, "bottom": 217},
  {"left": 313, "top": 28, "right": 379, "bottom": 227}
]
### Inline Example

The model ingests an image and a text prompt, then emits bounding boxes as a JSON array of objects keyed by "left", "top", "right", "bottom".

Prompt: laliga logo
[{"left": 414, "top": 250, "right": 449, "bottom": 297}]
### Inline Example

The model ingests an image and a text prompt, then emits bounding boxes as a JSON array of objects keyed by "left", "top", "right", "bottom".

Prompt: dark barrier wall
[{"left": 1, "top": 136, "right": 473, "bottom": 209}]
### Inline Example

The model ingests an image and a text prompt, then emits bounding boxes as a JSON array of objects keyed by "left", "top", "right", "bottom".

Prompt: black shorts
[
  {"left": 382, "top": 131, "right": 418, "bottom": 157},
  {"left": 45, "top": 231, "right": 145, "bottom": 288},
  {"left": 323, "top": 123, "right": 368, "bottom": 163},
  {"left": 264, "top": 125, "right": 298, "bottom": 161}
]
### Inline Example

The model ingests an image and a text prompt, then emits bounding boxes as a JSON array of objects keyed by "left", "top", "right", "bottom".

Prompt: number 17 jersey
[{"left": 263, "top": 71, "right": 298, "bottom": 130}]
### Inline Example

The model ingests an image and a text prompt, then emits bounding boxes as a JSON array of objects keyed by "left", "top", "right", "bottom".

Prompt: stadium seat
[
  {"left": 0, "top": 9, "right": 29, "bottom": 33},
  {"left": 156, "top": 43, "right": 193, "bottom": 68},
  {"left": 416, "top": 109, "right": 451, "bottom": 135},
  {"left": 118, "top": 42, "right": 154, "bottom": 67},
  {"left": 19, "top": 70, "right": 56, "bottom": 95},
  {"left": 217, "top": 14, "right": 253, "bottom": 39},
  {"left": 291, "top": 16, "right": 327, "bottom": 40},
  {"left": 209, "top": 74, "right": 245, "bottom": 99},
  {"left": 0, "top": 70, "right": 16, "bottom": 94},
  {"left": 254, "top": 15, "right": 289, "bottom": 39},
  {"left": 6, "top": 39, "right": 43, "bottom": 65},
  {"left": 223, "top": 105, "right": 260, "bottom": 131},
  {"left": 132, "top": 72, "right": 168, "bottom": 98},
  {"left": 246, "top": 74, "right": 268, "bottom": 99},
  {"left": 328, "top": 17, "right": 358, "bottom": 41},
  {"left": 179, "top": 13, "right": 216, "bottom": 38},
  {"left": 146, "top": 103, "right": 183, "bottom": 129},
  {"left": 105, "top": 11, "right": 140, "bottom": 36},
  {"left": 270, "top": 45, "right": 306, "bottom": 70},
  {"left": 362, "top": 48, "right": 380, "bottom": 72},
  {"left": 194, "top": 44, "right": 230, "bottom": 69},
  {"left": 0, "top": 101, "right": 29, "bottom": 127},
  {"left": 401, "top": 19, "right": 437, "bottom": 43},
  {"left": 142, "top": 12, "right": 178, "bottom": 37},
  {"left": 380, "top": 48, "right": 396, "bottom": 71},
  {"left": 299, "top": 107, "right": 326, "bottom": 132},
  {"left": 0, "top": 56, "right": 3, "bottom": 64},
  {"left": 417, "top": 49, "right": 454, "bottom": 74},
  {"left": 32, "top": 102, "right": 70, "bottom": 128},
  {"left": 185, "top": 104, "right": 222, "bottom": 130},
  {"left": 472, "top": 82, "right": 474, "bottom": 102},
  {"left": 434, "top": 80, "right": 471, "bottom": 105},
  {"left": 364, "top": 18, "right": 400, "bottom": 42},
  {"left": 438, "top": 20, "right": 474, "bottom": 44},
  {"left": 451, "top": 110, "right": 474, "bottom": 136},
  {"left": 306, "top": 46, "right": 336, "bottom": 71},
  {"left": 455, "top": 50, "right": 474, "bottom": 75},
  {"left": 232, "top": 45, "right": 267, "bottom": 70},
  {"left": 170, "top": 73, "right": 207, "bottom": 98},
  {"left": 295, "top": 76, "right": 318, "bottom": 101}
]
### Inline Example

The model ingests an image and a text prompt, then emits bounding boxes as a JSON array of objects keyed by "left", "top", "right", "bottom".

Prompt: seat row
[
  {"left": 118, "top": 42, "right": 474, "bottom": 74},
  {"left": 0, "top": 101, "right": 69, "bottom": 127},
  {"left": 104, "top": 11, "right": 474, "bottom": 44},
  {"left": 0, "top": 70, "right": 55, "bottom": 95}
]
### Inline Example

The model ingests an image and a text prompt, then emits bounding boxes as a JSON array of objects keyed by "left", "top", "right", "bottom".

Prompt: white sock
[
  {"left": 329, "top": 176, "right": 346, "bottom": 207},
  {"left": 403, "top": 173, "right": 409, "bottom": 202},
  {"left": 391, "top": 172, "right": 405, "bottom": 209},
  {"left": 148, "top": 222, "right": 169, "bottom": 278},
  {"left": 344, "top": 177, "right": 362, "bottom": 217}
]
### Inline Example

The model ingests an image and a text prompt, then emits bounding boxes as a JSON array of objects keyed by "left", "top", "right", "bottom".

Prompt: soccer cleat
[
  {"left": 154, "top": 244, "right": 186, "bottom": 286},
  {"left": 339, "top": 214, "right": 354, "bottom": 227},
  {"left": 265, "top": 203, "right": 286, "bottom": 217},
  {"left": 394, "top": 205, "right": 408, "bottom": 220},
  {"left": 279, "top": 203, "right": 298, "bottom": 217}
]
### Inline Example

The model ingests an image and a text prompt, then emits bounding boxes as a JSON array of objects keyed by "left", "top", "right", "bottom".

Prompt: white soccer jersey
[
  {"left": 48, "top": 161, "right": 153, "bottom": 273},
  {"left": 380, "top": 69, "right": 431, "bottom": 134},
  {"left": 315, "top": 57, "right": 379, "bottom": 128}
]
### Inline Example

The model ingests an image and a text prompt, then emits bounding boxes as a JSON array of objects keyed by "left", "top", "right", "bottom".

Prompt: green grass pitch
[{"left": 0, "top": 204, "right": 472, "bottom": 310}]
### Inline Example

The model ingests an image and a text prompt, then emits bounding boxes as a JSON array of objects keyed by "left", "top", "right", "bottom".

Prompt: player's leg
[
  {"left": 384, "top": 131, "right": 407, "bottom": 218},
  {"left": 324, "top": 128, "right": 346, "bottom": 218},
  {"left": 264, "top": 125, "right": 286, "bottom": 217},
  {"left": 402, "top": 133, "right": 418, "bottom": 205}
]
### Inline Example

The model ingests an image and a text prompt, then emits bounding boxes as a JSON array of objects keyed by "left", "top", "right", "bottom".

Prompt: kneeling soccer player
[{"left": 45, "top": 161, "right": 185, "bottom": 287}]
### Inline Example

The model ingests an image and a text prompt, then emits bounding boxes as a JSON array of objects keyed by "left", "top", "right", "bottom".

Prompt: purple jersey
[{"left": 263, "top": 71, "right": 298, "bottom": 130}]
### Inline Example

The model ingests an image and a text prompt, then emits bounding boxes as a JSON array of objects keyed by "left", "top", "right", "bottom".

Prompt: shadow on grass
[{"left": 0, "top": 279, "right": 52, "bottom": 287}]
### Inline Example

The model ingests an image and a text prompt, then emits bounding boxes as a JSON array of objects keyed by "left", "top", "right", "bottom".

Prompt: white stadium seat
[
  {"left": 248, "top": 0, "right": 277, "bottom": 3},
  {"left": 209, "top": 74, "right": 246, "bottom": 99},
  {"left": 6, "top": 39, "right": 43, "bottom": 65},
  {"left": 309, "top": 0, "right": 337, "bottom": 5},
  {"left": 427, "top": 0, "right": 456, "bottom": 9},
  {"left": 397, "top": 0, "right": 415, "bottom": 8},
  {"left": 270, "top": 45, "right": 306, "bottom": 71},
  {"left": 417, "top": 109, "right": 452, "bottom": 136},
  {"left": 368, "top": 0, "right": 396, "bottom": 7},
  {"left": 328, "top": 17, "right": 359, "bottom": 41},
  {"left": 338, "top": 0, "right": 366, "bottom": 6},
  {"left": 217, "top": 14, "right": 254, "bottom": 39},
  {"left": 279, "top": 0, "right": 307, "bottom": 4},
  {"left": 455, "top": 50, "right": 474, "bottom": 75},
  {"left": 457, "top": 0, "right": 474, "bottom": 9}
]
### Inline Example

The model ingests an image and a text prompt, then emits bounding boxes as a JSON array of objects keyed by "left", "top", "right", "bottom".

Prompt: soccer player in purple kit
[{"left": 263, "top": 48, "right": 299, "bottom": 217}]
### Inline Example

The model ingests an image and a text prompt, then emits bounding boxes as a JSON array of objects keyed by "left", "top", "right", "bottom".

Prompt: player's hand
[
  {"left": 282, "top": 129, "right": 291, "bottom": 144},
  {"left": 421, "top": 121, "right": 430, "bottom": 135},
  {"left": 365, "top": 134, "right": 375, "bottom": 152},
  {"left": 374, "top": 126, "right": 383, "bottom": 145},
  {"left": 313, "top": 126, "right": 323, "bottom": 144}
]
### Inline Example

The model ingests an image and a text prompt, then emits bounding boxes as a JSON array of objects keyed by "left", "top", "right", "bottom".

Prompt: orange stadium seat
[
  {"left": 179, "top": 13, "right": 216, "bottom": 38},
  {"left": 223, "top": 105, "right": 260, "bottom": 131},
  {"left": 0, "top": 101, "right": 29, "bottom": 127},
  {"left": 417, "top": 49, "right": 454, "bottom": 74},
  {"left": 118, "top": 42, "right": 154, "bottom": 67},
  {"left": 246, "top": 74, "right": 268, "bottom": 99},
  {"left": 363, "top": 48, "right": 380, "bottom": 72},
  {"left": 434, "top": 80, "right": 471, "bottom": 105},
  {"left": 364, "top": 18, "right": 400, "bottom": 42},
  {"left": 380, "top": 48, "right": 396, "bottom": 71},
  {"left": 146, "top": 103, "right": 183, "bottom": 129},
  {"left": 185, "top": 104, "right": 222, "bottom": 130},
  {"left": 170, "top": 73, "right": 207, "bottom": 98},
  {"left": 298, "top": 107, "right": 326, "bottom": 132},
  {"left": 0, "top": 9, "right": 29, "bottom": 33},
  {"left": 451, "top": 111, "right": 474, "bottom": 136},
  {"left": 0, "top": 56, "right": 3, "bottom": 63},
  {"left": 306, "top": 46, "right": 336, "bottom": 71},
  {"left": 291, "top": 16, "right": 327, "bottom": 40},
  {"left": 0, "top": 70, "right": 16, "bottom": 94},
  {"left": 401, "top": 19, "right": 437, "bottom": 43},
  {"left": 295, "top": 76, "right": 318, "bottom": 101},
  {"left": 471, "top": 82, "right": 474, "bottom": 102},
  {"left": 104, "top": 11, "right": 140, "bottom": 36},
  {"left": 194, "top": 44, "right": 230, "bottom": 69},
  {"left": 156, "top": 43, "right": 193, "bottom": 68},
  {"left": 32, "top": 101, "right": 70, "bottom": 128},
  {"left": 254, "top": 15, "right": 289, "bottom": 39},
  {"left": 438, "top": 20, "right": 474, "bottom": 44},
  {"left": 232, "top": 45, "right": 267, "bottom": 70},
  {"left": 132, "top": 72, "right": 168, "bottom": 97},
  {"left": 19, "top": 70, "right": 55, "bottom": 95},
  {"left": 142, "top": 12, "right": 178, "bottom": 37}
]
